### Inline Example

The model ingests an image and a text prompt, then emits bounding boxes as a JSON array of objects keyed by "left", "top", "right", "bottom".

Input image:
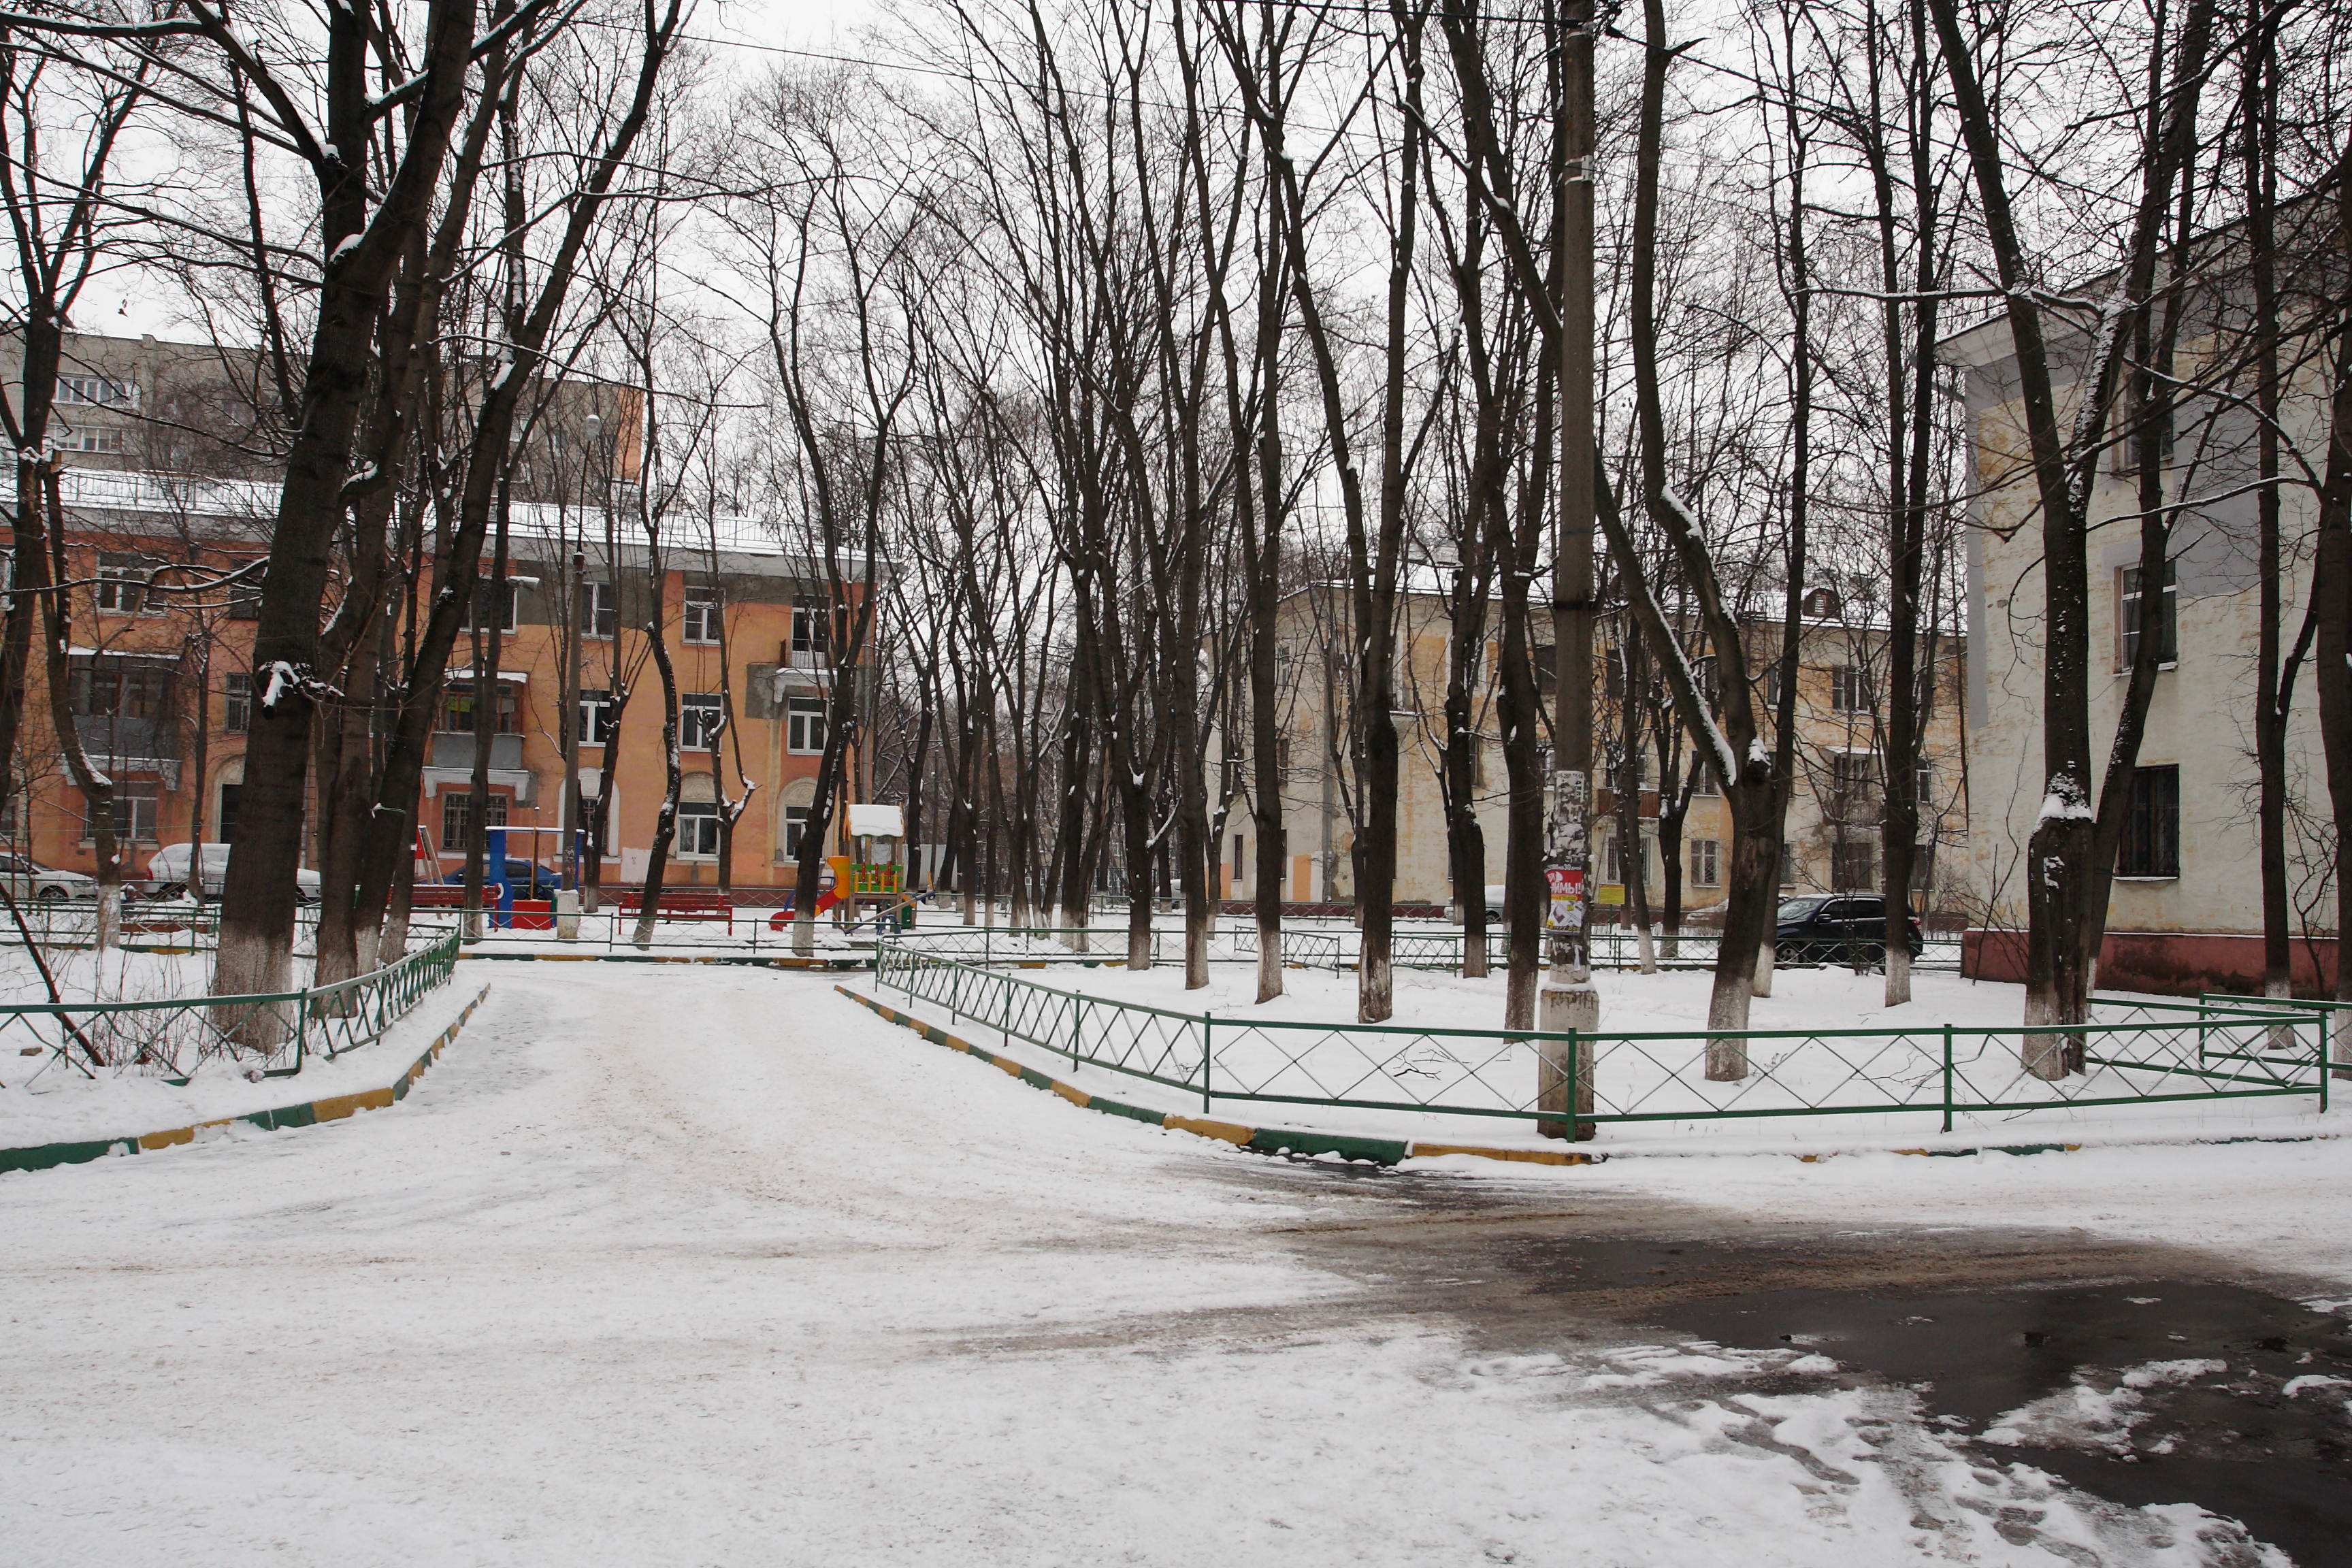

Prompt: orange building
[{"left": 3, "top": 468, "right": 868, "bottom": 900}]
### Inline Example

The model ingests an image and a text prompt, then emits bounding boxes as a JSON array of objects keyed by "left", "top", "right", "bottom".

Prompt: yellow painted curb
[
  {"left": 1408, "top": 1143, "right": 1593, "bottom": 1166},
  {"left": 1164, "top": 1115, "right": 1255, "bottom": 1146}
]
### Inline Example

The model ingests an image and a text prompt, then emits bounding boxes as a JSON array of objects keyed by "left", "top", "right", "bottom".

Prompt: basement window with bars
[{"left": 2117, "top": 765, "right": 2180, "bottom": 878}]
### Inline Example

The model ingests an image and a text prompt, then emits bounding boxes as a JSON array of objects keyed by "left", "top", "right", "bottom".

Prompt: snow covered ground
[{"left": 2, "top": 963, "right": 2340, "bottom": 1564}]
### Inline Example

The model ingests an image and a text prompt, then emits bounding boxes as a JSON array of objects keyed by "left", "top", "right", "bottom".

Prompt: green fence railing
[
  {"left": 875, "top": 940, "right": 2328, "bottom": 1137},
  {"left": 1, "top": 928, "right": 463, "bottom": 1081}
]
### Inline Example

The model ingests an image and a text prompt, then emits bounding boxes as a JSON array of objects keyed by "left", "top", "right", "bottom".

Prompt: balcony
[{"left": 423, "top": 732, "right": 535, "bottom": 804}]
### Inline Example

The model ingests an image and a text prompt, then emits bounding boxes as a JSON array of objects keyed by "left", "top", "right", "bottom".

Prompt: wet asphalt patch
[{"left": 1241, "top": 1161, "right": 2352, "bottom": 1563}]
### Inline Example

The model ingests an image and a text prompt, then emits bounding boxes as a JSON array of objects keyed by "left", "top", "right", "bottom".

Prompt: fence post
[
  {"left": 1201, "top": 1010, "right": 1213, "bottom": 1114},
  {"left": 1942, "top": 1024, "right": 1953, "bottom": 1134},
  {"left": 1073, "top": 994, "right": 1083, "bottom": 1068}
]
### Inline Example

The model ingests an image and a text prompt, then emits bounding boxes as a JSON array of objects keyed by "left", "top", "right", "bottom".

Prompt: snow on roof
[{"left": 847, "top": 803, "right": 904, "bottom": 838}]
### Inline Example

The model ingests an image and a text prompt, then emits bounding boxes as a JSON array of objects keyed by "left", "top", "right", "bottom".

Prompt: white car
[
  {"left": 142, "top": 843, "right": 323, "bottom": 903},
  {"left": 0, "top": 853, "right": 96, "bottom": 901}
]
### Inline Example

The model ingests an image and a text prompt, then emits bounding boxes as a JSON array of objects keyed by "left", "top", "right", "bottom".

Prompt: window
[
  {"left": 1832, "top": 839, "right": 1876, "bottom": 890},
  {"left": 2119, "top": 561, "right": 2178, "bottom": 667},
  {"left": 1604, "top": 834, "right": 1624, "bottom": 885},
  {"left": 457, "top": 578, "right": 518, "bottom": 632},
  {"left": 2117, "top": 764, "right": 2180, "bottom": 878},
  {"left": 681, "top": 693, "right": 724, "bottom": 751},
  {"left": 56, "top": 374, "right": 135, "bottom": 408},
  {"left": 440, "top": 680, "right": 519, "bottom": 734},
  {"left": 1759, "top": 664, "right": 1786, "bottom": 707},
  {"left": 60, "top": 424, "right": 124, "bottom": 454},
  {"left": 578, "top": 688, "right": 615, "bottom": 747},
  {"left": 677, "top": 800, "right": 721, "bottom": 857},
  {"left": 1909, "top": 843, "right": 1936, "bottom": 892},
  {"left": 95, "top": 553, "right": 156, "bottom": 615},
  {"left": 1232, "top": 834, "right": 1246, "bottom": 886},
  {"left": 1829, "top": 664, "right": 1867, "bottom": 713},
  {"left": 787, "top": 697, "right": 826, "bottom": 755},
  {"left": 1914, "top": 761, "right": 1933, "bottom": 808},
  {"left": 583, "top": 581, "right": 617, "bottom": 639},
  {"left": 1692, "top": 762, "right": 1722, "bottom": 797},
  {"left": 69, "top": 656, "right": 169, "bottom": 719},
  {"left": 217, "top": 783, "right": 240, "bottom": 843},
  {"left": 1779, "top": 840, "right": 1797, "bottom": 888},
  {"left": 86, "top": 781, "right": 160, "bottom": 843},
  {"left": 441, "top": 791, "right": 508, "bottom": 853},
  {"left": 682, "top": 587, "right": 721, "bottom": 644},
  {"left": 224, "top": 671, "right": 251, "bottom": 734},
  {"left": 783, "top": 806, "right": 810, "bottom": 860},
  {"left": 1691, "top": 838, "right": 1722, "bottom": 887},
  {"left": 1801, "top": 586, "right": 1842, "bottom": 619},
  {"left": 1828, "top": 751, "right": 1878, "bottom": 824},
  {"left": 790, "top": 594, "right": 831, "bottom": 667}
]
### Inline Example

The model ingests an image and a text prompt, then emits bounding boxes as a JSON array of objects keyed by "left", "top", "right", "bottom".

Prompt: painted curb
[
  {"left": 838, "top": 986, "right": 2340, "bottom": 1169},
  {"left": 835, "top": 985, "right": 1599, "bottom": 1169},
  {"left": 0, "top": 982, "right": 493, "bottom": 1176}
]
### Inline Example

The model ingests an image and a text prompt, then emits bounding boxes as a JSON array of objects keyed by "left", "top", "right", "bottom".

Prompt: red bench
[
  {"left": 610, "top": 889, "right": 734, "bottom": 931},
  {"left": 408, "top": 885, "right": 468, "bottom": 909}
]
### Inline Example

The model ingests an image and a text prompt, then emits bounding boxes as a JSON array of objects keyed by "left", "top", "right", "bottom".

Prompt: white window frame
[
  {"left": 681, "top": 693, "right": 724, "bottom": 752},
  {"left": 786, "top": 697, "right": 827, "bottom": 755},
  {"left": 682, "top": 587, "right": 721, "bottom": 646},
  {"left": 789, "top": 595, "right": 830, "bottom": 669},
  {"left": 95, "top": 555, "right": 155, "bottom": 615},
  {"left": 578, "top": 688, "right": 615, "bottom": 747},
  {"left": 583, "top": 581, "right": 617, "bottom": 640},
  {"left": 1691, "top": 838, "right": 1722, "bottom": 887},
  {"left": 676, "top": 799, "right": 721, "bottom": 858}
]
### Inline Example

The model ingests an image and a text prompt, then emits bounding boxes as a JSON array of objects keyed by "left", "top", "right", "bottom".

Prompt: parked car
[
  {"left": 1774, "top": 894, "right": 1923, "bottom": 966},
  {"left": 442, "top": 859, "right": 562, "bottom": 899},
  {"left": 141, "top": 843, "right": 323, "bottom": 903},
  {"left": 0, "top": 853, "right": 96, "bottom": 901}
]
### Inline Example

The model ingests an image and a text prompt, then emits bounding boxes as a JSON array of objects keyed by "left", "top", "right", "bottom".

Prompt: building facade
[
  {"left": 0, "top": 331, "right": 866, "bottom": 896},
  {"left": 1946, "top": 228, "right": 2340, "bottom": 994},
  {"left": 1217, "top": 583, "right": 1966, "bottom": 918}
]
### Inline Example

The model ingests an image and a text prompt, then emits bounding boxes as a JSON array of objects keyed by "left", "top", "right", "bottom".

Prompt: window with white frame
[
  {"left": 786, "top": 697, "right": 826, "bottom": 755},
  {"left": 87, "top": 781, "right": 160, "bottom": 842},
  {"left": 790, "top": 594, "right": 831, "bottom": 667},
  {"left": 677, "top": 800, "right": 721, "bottom": 857},
  {"left": 2119, "top": 561, "right": 2178, "bottom": 667},
  {"left": 582, "top": 581, "right": 617, "bottom": 639},
  {"left": 578, "top": 688, "right": 615, "bottom": 747},
  {"left": 682, "top": 587, "right": 721, "bottom": 645},
  {"left": 1691, "top": 838, "right": 1722, "bottom": 887},
  {"left": 680, "top": 693, "right": 723, "bottom": 751},
  {"left": 56, "top": 374, "right": 135, "bottom": 408},
  {"left": 782, "top": 806, "right": 809, "bottom": 860},
  {"left": 1829, "top": 664, "right": 1867, "bottom": 713},
  {"left": 60, "top": 424, "right": 124, "bottom": 453}
]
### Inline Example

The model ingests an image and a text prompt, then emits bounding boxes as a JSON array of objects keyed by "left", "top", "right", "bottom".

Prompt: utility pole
[{"left": 1538, "top": 0, "right": 1600, "bottom": 1140}]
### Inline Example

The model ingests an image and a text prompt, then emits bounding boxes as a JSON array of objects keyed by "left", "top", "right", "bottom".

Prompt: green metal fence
[
  {"left": 874, "top": 939, "right": 2328, "bottom": 1137},
  {"left": 1, "top": 928, "right": 463, "bottom": 1081}
]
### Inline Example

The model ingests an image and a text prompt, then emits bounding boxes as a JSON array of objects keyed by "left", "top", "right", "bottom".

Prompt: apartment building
[
  {"left": 0, "top": 329, "right": 867, "bottom": 896},
  {"left": 1946, "top": 210, "right": 2342, "bottom": 994},
  {"left": 1215, "top": 581, "right": 1966, "bottom": 916}
]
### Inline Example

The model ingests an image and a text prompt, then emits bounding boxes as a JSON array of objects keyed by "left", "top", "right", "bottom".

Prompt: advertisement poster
[{"left": 1545, "top": 865, "right": 1586, "bottom": 932}]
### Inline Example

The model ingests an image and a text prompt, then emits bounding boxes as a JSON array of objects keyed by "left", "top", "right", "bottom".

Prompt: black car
[{"left": 1774, "top": 894, "right": 1924, "bottom": 966}]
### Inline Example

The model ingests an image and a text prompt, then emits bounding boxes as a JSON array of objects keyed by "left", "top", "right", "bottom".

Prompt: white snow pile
[{"left": 1980, "top": 1358, "right": 2228, "bottom": 1455}]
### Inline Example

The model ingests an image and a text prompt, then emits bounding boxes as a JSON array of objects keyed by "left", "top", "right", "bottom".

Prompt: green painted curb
[
  {"left": 461, "top": 949, "right": 862, "bottom": 969},
  {"left": 0, "top": 983, "right": 493, "bottom": 1176}
]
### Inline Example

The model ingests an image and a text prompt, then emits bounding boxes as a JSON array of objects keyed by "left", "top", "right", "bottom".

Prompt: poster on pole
[{"left": 1545, "top": 866, "right": 1586, "bottom": 932}]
